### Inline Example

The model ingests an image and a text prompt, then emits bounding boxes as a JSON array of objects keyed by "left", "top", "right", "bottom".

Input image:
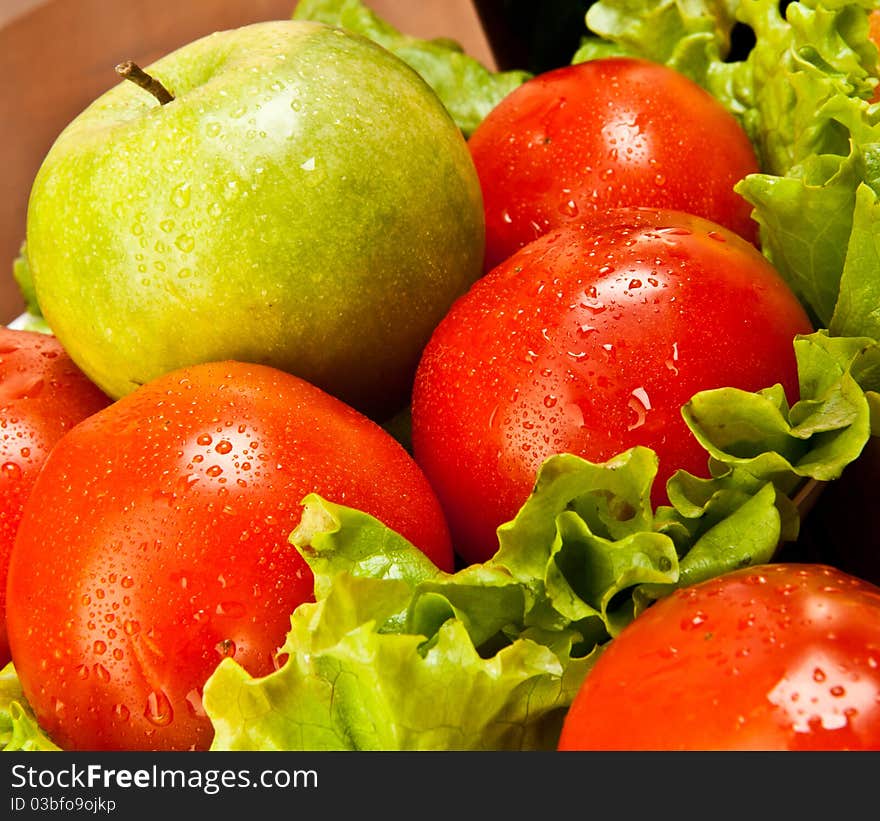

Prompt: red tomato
[
  {"left": 6, "top": 361, "right": 453, "bottom": 751},
  {"left": 468, "top": 56, "right": 761, "bottom": 272},
  {"left": 411, "top": 208, "right": 813, "bottom": 565},
  {"left": 558, "top": 563, "right": 880, "bottom": 751},
  {"left": 0, "top": 327, "right": 110, "bottom": 666}
]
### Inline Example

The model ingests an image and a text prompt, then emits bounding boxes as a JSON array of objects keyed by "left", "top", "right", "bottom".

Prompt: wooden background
[{"left": 0, "top": 0, "right": 495, "bottom": 320}]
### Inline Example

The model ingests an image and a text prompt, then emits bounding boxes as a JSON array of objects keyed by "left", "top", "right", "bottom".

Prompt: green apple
[{"left": 25, "top": 20, "right": 484, "bottom": 418}]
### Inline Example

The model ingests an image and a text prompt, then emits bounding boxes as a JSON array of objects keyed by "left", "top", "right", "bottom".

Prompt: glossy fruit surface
[
  {"left": 0, "top": 327, "right": 110, "bottom": 665},
  {"left": 6, "top": 360, "right": 453, "bottom": 751},
  {"left": 558, "top": 563, "right": 880, "bottom": 751},
  {"left": 411, "top": 208, "right": 813, "bottom": 565},
  {"left": 468, "top": 56, "right": 760, "bottom": 272},
  {"left": 25, "top": 20, "right": 484, "bottom": 419}
]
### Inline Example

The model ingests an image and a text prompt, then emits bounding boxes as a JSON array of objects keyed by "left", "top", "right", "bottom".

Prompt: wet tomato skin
[
  {"left": 6, "top": 361, "right": 453, "bottom": 751},
  {"left": 469, "top": 56, "right": 761, "bottom": 272},
  {"left": 558, "top": 563, "right": 880, "bottom": 751},
  {"left": 0, "top": 327, "right": 110, "bottom": 666},
  {"left": 411, "top": 208, "right": 813, "bottom": 566}
]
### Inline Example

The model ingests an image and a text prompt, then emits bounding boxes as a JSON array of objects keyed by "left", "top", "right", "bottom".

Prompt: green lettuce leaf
[
  {"left": 832, "top": 181, "right": 880, "bottom": 339},
  {"left": 12, "top": 242, "right": 40, "bottom": 318},
  {"left": 0, "top": 663, "right": 60, "bottom": 751},
  {"left": 206, "top": 494, "right": 597, "bottom": 751},
  {"left": 292, "top": 0, "right": 531, "bottom": 136},
  {"left": 8, "top": 241, "right": 51, "bottom": 333}
]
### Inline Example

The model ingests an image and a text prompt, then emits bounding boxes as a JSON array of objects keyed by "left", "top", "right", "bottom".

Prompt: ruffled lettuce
[{"left": 0, "top": 665, "right": 59, "bottom": 751}]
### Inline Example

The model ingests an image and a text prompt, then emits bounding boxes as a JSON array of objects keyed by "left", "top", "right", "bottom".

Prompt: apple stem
[{"left": 115, "top": 60, "right": 174, "bottom": 105}]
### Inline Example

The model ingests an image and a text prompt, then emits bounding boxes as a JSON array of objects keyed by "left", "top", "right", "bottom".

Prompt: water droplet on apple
[
  {"left": 175, "top": 234, "right": 195, "bottom": 253},
  {"left": 222, "top": 180, "right": 239, "bottom": 201},
  {"left": 171, "top": 182, "right": 191, "bottom": 209}
]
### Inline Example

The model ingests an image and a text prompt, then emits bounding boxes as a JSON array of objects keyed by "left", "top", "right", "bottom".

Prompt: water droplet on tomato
[
  {"left": 0, "top": 373, "right": 44, "bottom": 400},
  {"left": 216, "top": 601, "right": 246, "bottom": 618},
  {"left": 93, "top": 663, "right": 111, "bottom": 683},
  {"left": 680, "top": 610, "right": 709, "bottom": 630},
  {"left": 1, "top": 461, "right": 21, "bottom": 480},
  {"left": 665, "top": 341, "right": 680, "bottom": 375},
  {"left": 144, "top": 691, "right": 174, "bottom": 727},
  {"left": 215, "top": 440, "right": 232, "bottom": 455},
  {"left": 627, "top": 387, "right": 652, "bottom": 431},
  {"left": 93, "top": 640, "right": 107, "bottom": 655},
  {"left": 581, "top": 296, "right": 606, "bottom": 313},
  {"left": 185, "top": 689, "right": 206, "bottom": 717},
  {"left": 215, "top": 638, "right": 237, "bottom": 658},
  {"left": 708, "top": 231, "right": 726, "bottom": 243},
  {"left": 563, "top": 402, "right": 585, "bottom": 428},
  {"left": 559, "top": 199, "right": 579, "bottom": 217},
  {"left": 577, "top": 324, "right": 597, "bottom": 337},
  {"left": 487, "top": 405, "right": 499, "bottom": 430},
  {"left": 113, "top": 703, "right": 131, "bottom": 722}
]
